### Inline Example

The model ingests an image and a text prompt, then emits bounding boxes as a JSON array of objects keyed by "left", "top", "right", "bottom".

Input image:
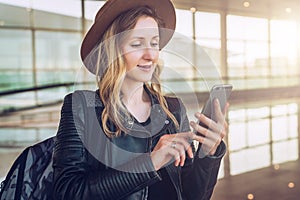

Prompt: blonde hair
[{"left": 96, "top": 6, "right": 178, "bottom": 137}]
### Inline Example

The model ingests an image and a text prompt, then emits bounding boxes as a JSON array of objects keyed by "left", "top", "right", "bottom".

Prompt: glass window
[
  {"left": 196, "top": 12, "right": 220, "bottom": 39},
  {"left": 0, "top": 3, "right": 31, "bottom": 27},
  {"left": 247, "top": 107, "right": 269, "bottom": 119},
  {"left": 272, "top": 116, "right": 289, "bottom": 141},
  {"left": 247, "top": 119, "right": 270, "bottom": 146},
  {"left": 0, "top": 29, "right": 33, "bottom": 91},
  {"left": 271, "top": 103, "right": 298, "bottom": 140},
  {"left": 35, "top": 31, "right": 82, "bottom": 85},
  {"left": 228, "top": 102, "right": 299, "bottom": 175},
  {"left": 270, "top": 20, "right": 298, "bottom": 76},
  {"left": 0, "top": 127, "right": 56, "bottom": 145},
  {"left": 0, "top": 0, "right": 82, "bottom": 18},
  {"left": 0, "top": 0, "right": 82, "bottom": 29},
  {"left": 227, "top": 15, "right": 269, "bottom": 88},
  {"left": 230, "top": 145, "right": 270, "bottom": 175},
  {"left": 160, "top": 8, "right": 199, "bottom": 93},
  {"left": 0, "top": 128, "right": 39, "bottom": 144},
  {"left": 228, "top": 122, "right": 247, "bottom": 151},
  {"left": 33, "top": 10, "right": 81, "bottom": 30},
  {"left": 288, "top": 115, "right": 298, "bottom": 138},
  {"left": 227, "top": 15, "right": 268, "bottom": 40},
  {"left": 175, "top": 9, "right": 193, "bottom": 38},
  {"left": 195, "top": 12, "right": 221, "bottom": 72},
  {"left": 84, "top": 1, "right": 105, "bottom": 20},
  {"left": 34, "top": 31, "right": 82, "bottom": 104},
  {"left": 272, "top": 139, "right": 298, "bottom": 164}
]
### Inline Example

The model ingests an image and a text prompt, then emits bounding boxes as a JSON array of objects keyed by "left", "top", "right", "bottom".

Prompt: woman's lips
[{"left": 137, "top": 64, "right": 152, "bottom": 71}]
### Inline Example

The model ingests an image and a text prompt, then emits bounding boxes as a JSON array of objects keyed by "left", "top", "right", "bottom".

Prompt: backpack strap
[
  {"left": 0, "top": 137, "right": 55, "bottom": 200},
  {"left": 14, "top": 148, "right": 29, "bottom": 200},
  {"left": 0, "top": 147, "right": 29, "bottom": 200}
]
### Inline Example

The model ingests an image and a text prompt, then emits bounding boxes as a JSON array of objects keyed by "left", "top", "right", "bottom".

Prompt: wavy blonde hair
[{"left": 95, "top": 6, "right": 178, "bottom": 137}]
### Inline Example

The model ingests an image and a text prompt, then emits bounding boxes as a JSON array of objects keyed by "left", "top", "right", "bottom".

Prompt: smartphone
[{"left": 197, "top": 84, "right": 233, "bottom": 130}]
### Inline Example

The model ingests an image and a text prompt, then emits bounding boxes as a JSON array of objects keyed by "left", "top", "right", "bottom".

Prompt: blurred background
[{"left": 0, "top": 0, "right": 299, "bottom": 199}]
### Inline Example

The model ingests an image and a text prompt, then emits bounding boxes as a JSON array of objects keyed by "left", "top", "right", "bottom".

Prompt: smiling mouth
[{"left": 137, "top": 64, "right": 152, "bottom": 70}]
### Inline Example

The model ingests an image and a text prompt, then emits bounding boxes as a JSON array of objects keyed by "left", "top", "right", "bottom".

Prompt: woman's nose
[{"left": 142, "top": 47, "right": 158, "bottom": 60}]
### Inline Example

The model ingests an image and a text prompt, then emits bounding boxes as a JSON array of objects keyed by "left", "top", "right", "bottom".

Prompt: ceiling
[
  {"left": 90, "top": 0, "right": 300, "bottom": 21},
  {"left": 171, "top": 0, "right": 300, "bottom": 20}
]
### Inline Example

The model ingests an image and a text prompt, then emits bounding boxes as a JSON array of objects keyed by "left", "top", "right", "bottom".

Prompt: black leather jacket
[{"left": 53, "top": 89, "right": 226, "bottom": 200}]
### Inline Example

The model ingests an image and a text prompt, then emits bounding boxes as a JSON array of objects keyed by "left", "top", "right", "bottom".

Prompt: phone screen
[
  {"left": 198, "top": 84, "right": 232, "bottom": 129},
  {"left": 196, "top": 84, "right": 233, "bottom": 157},
  {"left": 202, "top": 84, "right": 232, "bottom": 121}
]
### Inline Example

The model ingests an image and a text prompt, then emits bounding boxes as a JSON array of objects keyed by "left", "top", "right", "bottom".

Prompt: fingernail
[{"left": 215, "top": 98, "right": 219, "bottom": 105}]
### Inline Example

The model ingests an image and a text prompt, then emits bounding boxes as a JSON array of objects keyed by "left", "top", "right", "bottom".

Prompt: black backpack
[
  {"left": 0, "top": 136, "right": 55, "bottom": 200},
  {"left": 0, "top": 91, "right": 101, "bottom": 200}
]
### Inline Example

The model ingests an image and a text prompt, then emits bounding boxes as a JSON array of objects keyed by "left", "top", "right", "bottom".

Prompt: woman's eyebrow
[
  {"left": 129, "top": 36, "right": 145, "bottom": 40},
  {"left": 129, "top": 35, "right": 159, "bottom": 39}
]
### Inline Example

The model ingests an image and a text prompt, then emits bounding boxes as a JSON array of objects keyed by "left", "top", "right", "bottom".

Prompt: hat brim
[{"left": 80, "top": 0, "right": 176, "bottom": 74}]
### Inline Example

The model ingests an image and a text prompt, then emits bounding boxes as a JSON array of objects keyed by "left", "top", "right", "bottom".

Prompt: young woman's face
[{"left": 122, "top": 16, "right": 159, "bottom": 83}]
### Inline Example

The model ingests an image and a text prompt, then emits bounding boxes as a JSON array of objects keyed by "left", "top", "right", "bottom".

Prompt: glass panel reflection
[
  {"left": 272, "top": 139, "right": 298, "bottom": 164},
  {"left": 229, "top": 123, "right": 247, "bottom": 151},
  {"left": 228, "top": 102, "right": 299, "bottom": 176},
  {"left": 247, "top": 119, "right": 270, "bottom": 146},
  {"left": 230, "top": 145, "right": 270, "bottom": 175}
]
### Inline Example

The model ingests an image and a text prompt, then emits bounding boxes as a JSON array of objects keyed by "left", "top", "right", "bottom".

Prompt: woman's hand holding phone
[
  {"left": 190, "top": 98, "right": 230, "bottom": 157},
  {"left": 150, "top": 84, "right": 232, "bottom": 169},
  {"left": 191, "top": 84, "right": 232, "bottom": 158},
  {"left": 150, "top": 98, "right": 230, "bottom": 170}
]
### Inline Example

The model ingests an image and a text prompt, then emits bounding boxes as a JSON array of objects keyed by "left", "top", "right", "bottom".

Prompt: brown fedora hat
[{"left": 80, "top": 0, "right": 176, "bottom": 74}]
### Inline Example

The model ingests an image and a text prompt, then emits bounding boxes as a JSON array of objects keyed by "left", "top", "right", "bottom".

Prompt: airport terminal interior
[{"left": 0, "top": 0, "right": 300, "bottom": 199}]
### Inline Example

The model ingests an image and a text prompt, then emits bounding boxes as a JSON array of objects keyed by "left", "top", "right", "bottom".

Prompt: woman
[{"left": 53, "top": 0, "right": 229, "bottom": 199}]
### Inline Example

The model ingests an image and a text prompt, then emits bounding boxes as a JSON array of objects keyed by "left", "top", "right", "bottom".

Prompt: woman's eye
[
  {"left": 130, "top": 42, "right": 142, "bottom": 48},
  {"left": 129, "top": 40, "right": 159, "bottom": 48},
  {"left": 151, "top": 42, "right": 159, "bottom": 48}
]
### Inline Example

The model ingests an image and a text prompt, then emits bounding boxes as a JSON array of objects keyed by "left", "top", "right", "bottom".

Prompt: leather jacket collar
[
  {"left": 95, "top": 85, "right": 174, "bottom": 138},
  {"left": 86, "top": 86, "right": 176, "bottom": 168}
]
